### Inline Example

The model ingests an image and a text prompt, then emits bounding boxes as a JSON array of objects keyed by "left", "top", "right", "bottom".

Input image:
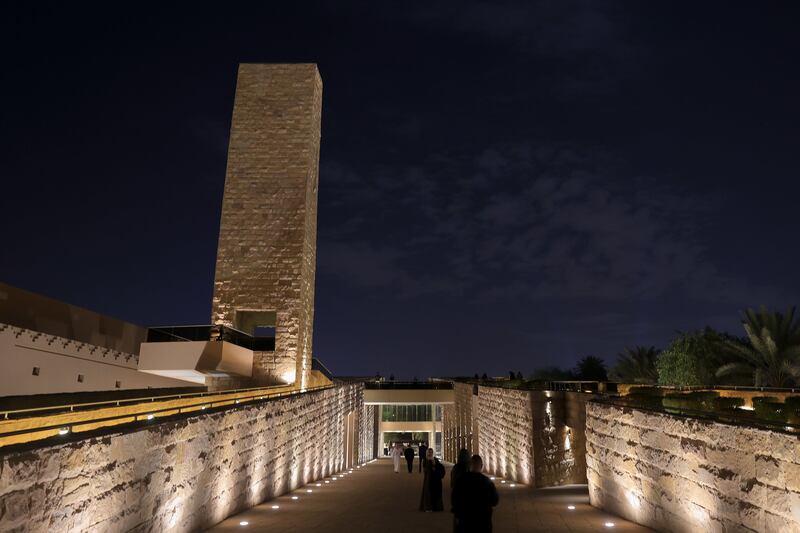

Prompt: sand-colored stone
[
  {"left": 212, "top": 64, "right": 323, "bottom": 390},
  {"left": 586, "top": 401, "right": 800, "bottom": 532},
  {"left": 0, "top": 383, "right": 374, "bottom": 532}
]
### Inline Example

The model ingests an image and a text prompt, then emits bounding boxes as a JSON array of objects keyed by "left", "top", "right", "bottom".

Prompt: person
[
  {"left": 390, "top": 443, "right": 403, "bottom": 473},
  {"left": 404, "top": 445, "right": 415, "bottom": 473},
  {"left": 418, "top": 443, "right": 428, "bottom": 473},
  {"left": 451, "top": 455, "right": 499, "bottom": 532},
  {"left": 450, "top": 449, "right": 472, "bottom": 533},
  {"left": 419, "top": 448, "right": 445, "bottom": 512}
]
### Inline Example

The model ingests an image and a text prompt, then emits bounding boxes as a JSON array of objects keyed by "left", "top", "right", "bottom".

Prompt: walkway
[{"left": 211, "top": 458, "right": 652, "bottom": 532}]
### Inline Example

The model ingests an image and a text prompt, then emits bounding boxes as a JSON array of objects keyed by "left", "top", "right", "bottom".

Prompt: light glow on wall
[
  {"left": 626, "top": 491, "right": 641, "bottom": 509},
  {"left": 281, "top": 369, "right": 296, "bottom": 385}
]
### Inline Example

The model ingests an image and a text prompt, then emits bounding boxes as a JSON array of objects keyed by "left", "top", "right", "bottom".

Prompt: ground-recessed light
[
  {"left": 501, "top": 480, "right": 506, "bottom": 484},
  {"left": 316, "top": 483, "right": 321, "bottom": 487},
  {"left": 567, "top": 505, "right": 576, "bottom": 510},
  {"left": 604, "top": 522, "right": 615, "bottom": 528},
  {"left": 510, "top": 484, "right": 516, "bottom": 487},
  {"left": 239, "top": 521, "right": 249, "bottom": 526},
  {"left": 490, "top": 476, "right": 495, "bottom": 480},
  {"left": 271, "top": 505, "right": 279, "bottom": 509},
  {"left": 58, "top": 427, "right": 70, "bottom": 435},
  {"left": 291, "top": 496, "right": 299, "bottom": 500},
  {"left": 324, "top": 481, "right": 330, "bottom": 484},
  {"left": 306, "top": 489, "right": 313, "bottom": 493}
]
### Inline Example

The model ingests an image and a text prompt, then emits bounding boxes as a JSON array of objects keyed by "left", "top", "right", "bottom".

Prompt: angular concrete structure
[{"left": 212, "top": 64, "right": 323, "bottom": 390}]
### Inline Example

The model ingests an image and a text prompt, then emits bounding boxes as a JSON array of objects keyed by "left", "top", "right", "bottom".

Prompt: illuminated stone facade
[
  {"left": 212, "top": 64, "right": 323, "bottom": 390},
  {"left": 587, "top": 401, "right": 800, "bottom": 532},
  {"left": 442, "top": 383, "right": 586, "bottom": 487},
  {"left": 0, "top": 383, "right": 373, "bottom": 532}
]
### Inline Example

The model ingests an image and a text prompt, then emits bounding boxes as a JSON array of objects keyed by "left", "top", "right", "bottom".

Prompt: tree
[
  {"left": 657, "top": 330, "right": 720, "bottom": 387},
  {"left": 716, "top": 306, "right": 800, "bottom": 387},
  {"left": 575, "top": 356, "right": 608, "bottom": 381},
  {"left": 610, "top": 346, "right": 660, "bottom": 384}
]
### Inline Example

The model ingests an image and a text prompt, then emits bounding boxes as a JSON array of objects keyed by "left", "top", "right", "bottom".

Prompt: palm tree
[
  {"left": 575, "top": 355, "right": 608, "bottom": 381},
  {"left": 610, "top": 346, "right": 660, "bottom": 383},
  {"left": 716, "top": 306, "right": 800, "bottom": 387}
]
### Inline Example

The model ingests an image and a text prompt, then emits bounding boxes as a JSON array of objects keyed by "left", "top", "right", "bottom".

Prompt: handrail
[
  {"left": 0, "top": 382, "right": 295, "bottom": 420},
  {"left": 0, "top": 384, "right": 334, "bottom": 444}
]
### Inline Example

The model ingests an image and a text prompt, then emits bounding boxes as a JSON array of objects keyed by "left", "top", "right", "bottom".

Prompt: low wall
[
  {"left": 442, "top": 382, "right": 588, "bottom": 487},
  {"left": 0, "top": 383, "right": 375, "bottom": 532},
  {"left": 586, "top": 401, "right": 800, "bottom": 532}
]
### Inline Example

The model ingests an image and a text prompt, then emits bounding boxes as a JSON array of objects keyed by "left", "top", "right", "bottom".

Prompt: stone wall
[
  {"left": 586, "top": 401, "right": 800, "bottom": 532},
  {"left": 531, "top": 391, "right": 587, "bottom": 487},
  {"left": 0, "top": 383, "right": 375, "bottom": 532},
  {"left": 442, "top": 382, "right": 476, "bottom": 463},
  {"left": 477, "top": 386, "right": 534, "bottom": 485},
  {"left": 212, "top": 63, "right": 323, "bottom": 389},
  {"left": 442, "top": 383, "right": 589, "bottom": 487}
]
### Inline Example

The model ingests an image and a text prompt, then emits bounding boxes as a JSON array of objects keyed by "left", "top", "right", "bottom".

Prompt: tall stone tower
[{"left": 212, "top": 63, "right": 322, "bottom": 391}]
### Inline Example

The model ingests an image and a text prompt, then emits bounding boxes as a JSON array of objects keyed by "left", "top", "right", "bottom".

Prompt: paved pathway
[{"left": 211, "top": 458, "right": 653, "bottom": 532}]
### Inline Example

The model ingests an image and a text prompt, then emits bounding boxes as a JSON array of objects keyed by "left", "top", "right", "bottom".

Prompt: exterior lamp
[
  {"left": 239, "top": 521, "right": 249, "bottom": 526},
  {"left": 146, "top": 414, "right": 154, "bottom": 420},
  {"left": 291, "top": 496, "right": 299, "bottom": 500},
  {"left": 58, "top": 427, "right": 70, "bottom": 435},
  {"left": 271, "top": 505, "right": 279, "bottom": 509},
  {"left": 604, "top": 522, "right": 615, "bottom": 528},
  {"left": 567, "top": 505, "right": 576, "bottom": 510}
]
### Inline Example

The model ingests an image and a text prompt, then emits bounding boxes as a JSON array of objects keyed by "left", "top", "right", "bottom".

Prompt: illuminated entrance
[{"left": 362, "top": 381, "right": 454, "bottom": 457}]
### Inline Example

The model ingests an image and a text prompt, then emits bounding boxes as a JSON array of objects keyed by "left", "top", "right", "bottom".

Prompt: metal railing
[
  {"left": 0, "top": 384, "right": 334, "bottom": 447},
  {"left": 364, "top": 381, "right": 454, "bottom": 390},
  {"left": 146, "top": 324, "right": 275, "bottom": 352}
]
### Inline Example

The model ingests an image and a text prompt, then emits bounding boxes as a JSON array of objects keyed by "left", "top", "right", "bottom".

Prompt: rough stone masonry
[
  {"left": 212, "top": 64, "right": 323, "bottom": 390},
  {"left": 587, "top": 401, "right": 800, "bottom": 532},
  {"left": 0, "top": 383, "right": 372, "bottom": 532}
]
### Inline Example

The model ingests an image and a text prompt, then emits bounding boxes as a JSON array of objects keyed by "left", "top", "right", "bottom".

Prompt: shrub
[
  {"left": 657, "top": 331, "right": 720, "bottom": 387},
  {"left": 751, "top": 397, "right": 786, "bottom": 422},
  {"left": 626, "top": 386, "right": 664, "bottom": 397},
  {"left": 713, "top": 397, "right": 744, "bottom": 410}
]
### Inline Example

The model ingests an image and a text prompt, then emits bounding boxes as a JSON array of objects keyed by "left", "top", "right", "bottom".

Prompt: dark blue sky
[{"left": 2, "top": 2, "right": 799, "bottom": 377}]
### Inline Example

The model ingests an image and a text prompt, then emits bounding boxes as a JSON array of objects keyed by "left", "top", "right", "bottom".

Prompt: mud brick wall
[
  {"left": 586, "top": 401, "right": 800, "bottom": 532},
  {"left": 0, "top": 383, "right": 374, "bottom": 532}
]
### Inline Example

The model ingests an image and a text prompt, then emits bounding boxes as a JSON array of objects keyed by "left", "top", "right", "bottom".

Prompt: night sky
[{"left": 2, "top": 2, "right": 799, "bottom": 378}]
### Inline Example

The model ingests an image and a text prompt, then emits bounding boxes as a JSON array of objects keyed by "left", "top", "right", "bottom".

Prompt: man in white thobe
[{"left": 390, "top": 443, "right": 403, "bottom": 473}]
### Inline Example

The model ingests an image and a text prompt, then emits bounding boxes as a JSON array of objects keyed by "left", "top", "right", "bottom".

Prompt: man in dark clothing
[
  {"left": 418, "top": 443, "right": 428, "bottom": 472},
  {"left": 404, "top": 445, "right": 415, "bottom": 473},
  {"left": 452, "top": 455, "right": 499, "bottom": 533}
]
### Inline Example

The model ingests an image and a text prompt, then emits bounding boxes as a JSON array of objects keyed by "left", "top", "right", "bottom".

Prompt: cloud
[{"left": 318, "top": 140, "right": 778, "bottom": 307}]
